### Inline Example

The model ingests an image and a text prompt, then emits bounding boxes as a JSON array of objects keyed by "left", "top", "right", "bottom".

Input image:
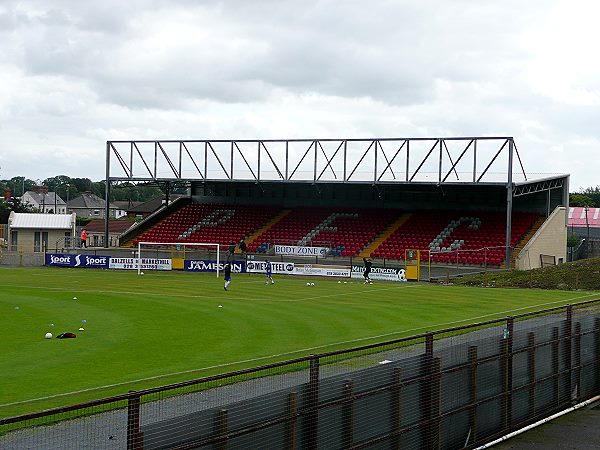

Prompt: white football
[
  {"left": 45, "top": 332, "right": 53, "bottom": 339},
  {"left": 310, "top": 283, "right": 315, "bottom": 286},
  {"left": 140, "top": 272, "right": 144, "bottom": 276},
  {"left": 306, "top": 282, "right": 310, "bottom": 286}
]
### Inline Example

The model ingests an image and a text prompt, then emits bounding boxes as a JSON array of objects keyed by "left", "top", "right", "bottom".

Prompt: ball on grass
[
  {"left": 45, "top": 332, "right": 53, "bottom": 339},
  {"left": 140, "top": 272, "right": 145, "bottom": 276},
  {"left": 306, "top": 282, "right": 310, "bottom": 286},
  {"left": 310, "top": 283, "right": 315, "bottom": 286}
]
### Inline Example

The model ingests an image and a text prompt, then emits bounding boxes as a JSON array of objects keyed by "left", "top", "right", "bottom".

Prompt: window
[{"left": 10, "top": 230, "right": 18, "bottom": 251}]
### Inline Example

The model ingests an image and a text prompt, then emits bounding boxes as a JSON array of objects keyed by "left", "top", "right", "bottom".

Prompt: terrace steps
[
  {"left": 358, "top": 213, "right": 412, "bottom": 258},
  {"left": 242, "top": 209, "right": 292, "bottom": 250},
  {"left": 505, "top": 216, "right": 547, "bottom": 268}
]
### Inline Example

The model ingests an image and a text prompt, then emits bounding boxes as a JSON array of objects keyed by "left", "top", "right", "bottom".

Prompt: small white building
[
  {"left": 22, "top": 190, "right": 67, "bottom": 214},
  {"left": 7, "top": 212, "right": 76, "bottom": 252}
]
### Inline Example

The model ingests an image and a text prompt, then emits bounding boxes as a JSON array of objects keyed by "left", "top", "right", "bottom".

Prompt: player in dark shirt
[
  {"left": 238, "top": 237, "right": 247, "bottom": 256},
  {"left": 363, "top": 257, "right": 373, "bottom": 284},
  {"left": 227, "top": 241, "right": 236, "bottom": 262},
  {"left": 265, "top": 259, "right": 274, "bottom": 285},
  {"left": 224, "top": 263, "right": 232, "bottom": 291}
]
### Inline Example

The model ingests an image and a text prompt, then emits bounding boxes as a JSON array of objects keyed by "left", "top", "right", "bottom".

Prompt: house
[
  {"left": 112, "top": 201, "right": 143, "bottom": 219},
  {"left": 7, "top": 212, "right": 76, "bottom": 252},
  {"left": 22, "top": 190, "right": 67, "bottom": 214},
  {"left": 83, "top": 219, "right": 135, "bottom": 247},
  {"left": 67, "top": 192, "right": 118, "bottom": 219},
  {"left": 126, "top": 195, "right": 184, "bottom": 220}
]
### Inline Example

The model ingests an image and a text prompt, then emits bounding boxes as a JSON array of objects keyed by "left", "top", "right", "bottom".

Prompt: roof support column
[
  {"left": 104, "top": 141, "right": 110, "bottom": 248},
  {"left": 505, "top": 139, "right": 514, "bottom": 270}
]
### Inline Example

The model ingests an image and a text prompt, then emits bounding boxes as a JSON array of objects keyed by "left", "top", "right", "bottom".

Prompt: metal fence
[{"left": 2, "top": 299, "right": 600, "bottom": 449}]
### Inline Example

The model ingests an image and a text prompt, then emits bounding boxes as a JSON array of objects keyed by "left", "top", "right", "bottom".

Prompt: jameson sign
[
  {"left": 351, "top": 265, "right": 407, "bottom": 282},
  {"left": 185, "top": 260, "right": 245, "bottom": 273},
  {"left": 274, "top": 245, "right": 329, "bottom": 257}
]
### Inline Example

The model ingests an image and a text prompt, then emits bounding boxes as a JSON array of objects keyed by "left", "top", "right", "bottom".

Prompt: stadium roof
[
  {"left": 9, "top": 213, "right": 75, "bottom": 229},
  {"left": 106, "top": 137, "right": 569, "bottom": 188},
  {"left": 568, "top": 207, "right": 600, "bottom": 228}
]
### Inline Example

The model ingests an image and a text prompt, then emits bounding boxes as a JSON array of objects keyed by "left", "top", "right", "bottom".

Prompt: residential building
[
  {"left": 67, "top": 192, "right": 118, "bottom": 219},
  {"left": 126, "top": 195, "right": 184, "bottom": 220},
  {"left": 22, "top": 190, "right": 67, "bottom": 214}
]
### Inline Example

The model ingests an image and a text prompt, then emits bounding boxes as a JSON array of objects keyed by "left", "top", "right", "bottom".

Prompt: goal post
[{"left": 137, "top": 242, "right": 221, "bottom": 276}]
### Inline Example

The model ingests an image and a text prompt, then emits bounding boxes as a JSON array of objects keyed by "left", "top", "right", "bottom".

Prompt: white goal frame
[{"left": 137, "top": 242, "right": 221, "bottom": 276}]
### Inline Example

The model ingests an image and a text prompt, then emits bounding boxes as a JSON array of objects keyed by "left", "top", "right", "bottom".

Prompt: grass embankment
[{"left": 453, "top": 257, "right": 600, "bottom": 290}]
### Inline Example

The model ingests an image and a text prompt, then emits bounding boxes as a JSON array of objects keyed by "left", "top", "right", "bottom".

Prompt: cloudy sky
[{"left": 0, "top": 0, "right": 598, "bottom": 190}]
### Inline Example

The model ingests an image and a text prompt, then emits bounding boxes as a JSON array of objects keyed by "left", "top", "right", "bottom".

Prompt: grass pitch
[{"left": 1, "top": 266, "right": 597, "bottom": 418}]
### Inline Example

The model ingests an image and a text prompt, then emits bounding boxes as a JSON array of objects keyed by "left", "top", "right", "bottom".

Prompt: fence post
[
  {"left": 527, "top": 332, "right": 536, "bottom": 418},
  {"left": 391, "top": 367, "right": 402, "bottom": 449},
  {"left": 306, "top": 355, "right": 320, "bottom": 449},
  {"left": 505, "top": 317, "right": 514, "bottom": 431},
  {"left": 423, "top": 333, "right": 440, "bottom": 449},
  {"left": 342, "top": 380, "right": 354, "bottom": 449},
  {"left": 429, "top": 357, "right": 442, "bottom": 450},
  {"left": 565, "top": 305, "right": 573, "bottom": 404},
  {"left": 575, "top": 322, "right": 582, "bottom": 403},
  {"left": 468, "top": 346, "right": 478, "bottom": 445},
  {"left": 595, "top": 318, "right": 600, "bottom": 393},
  {"left": 214, "top": 409, "right": 228, "bottom": 450},
  {"left": 552, "top": 327, "right": 560, "bottom": 408},
  {"left": 127, "top": 391, "right": 143, "bottom": 450},
  {"left": 287, "top": 392, "right": 297, "bottom": 450}
]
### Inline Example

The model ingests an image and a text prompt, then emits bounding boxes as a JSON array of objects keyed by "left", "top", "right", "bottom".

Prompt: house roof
[
  {"left": 128, "top": 195, "right": 184, "bottom": 213},
  {"left": 10, "top": 212, "right": 74, "bottom": 229},
  {"left": 24, "top": 191, "right": 66, "bottom": 206},
  {"left": 83, "top": 219, "right": 135, "bottom": 234},
  {"left": 67, "top": 192, "right": 116, "bottom": 209},
  {"left": 568, "top": 207, "right": 600, "bottom": 228},
  {"left": 112, "top": 200, "right": 143, "bottom": 211}
]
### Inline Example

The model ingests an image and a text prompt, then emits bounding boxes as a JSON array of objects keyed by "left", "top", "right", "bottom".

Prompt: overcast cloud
[{"left": 0, "top": 0, "right": 599, "bottom": 189}]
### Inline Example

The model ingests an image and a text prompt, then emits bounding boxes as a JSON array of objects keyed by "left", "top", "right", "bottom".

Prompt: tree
[
  {"left": 0, "top": 177, "right": 36, "bottom": 197},
  {"left": 580, "top": 186, "right": 600, "bottom": 206},
  {"left": 569, "top": 193, "right": 594, "bottom": 207},
  {"left": 0, "top": 196, "right": 37, "bottom": 223}
]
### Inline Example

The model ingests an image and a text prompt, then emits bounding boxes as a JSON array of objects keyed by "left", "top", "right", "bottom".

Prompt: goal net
[{"left": 136, "top": 242, "right": 221, "bottom": 276}]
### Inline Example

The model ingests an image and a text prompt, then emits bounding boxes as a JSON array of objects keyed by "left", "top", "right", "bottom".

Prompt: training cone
[{"left": 78, "top": 327, "right": 85, "bottom": 331}]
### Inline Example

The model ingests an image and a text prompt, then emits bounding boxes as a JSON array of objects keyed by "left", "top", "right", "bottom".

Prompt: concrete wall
[{"left": 515, "top": 206, "right": 567, "bottom": 270}]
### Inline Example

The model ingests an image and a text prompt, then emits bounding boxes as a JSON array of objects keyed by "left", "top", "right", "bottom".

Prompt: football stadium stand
[
  {"left": 130, "top": 203, "right": 540, "bottom": 265},
  {"left": 373, "top": 210, "right": 540, "bottom": 265}
]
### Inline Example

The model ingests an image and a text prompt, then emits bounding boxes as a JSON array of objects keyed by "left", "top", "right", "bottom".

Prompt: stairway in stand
[
  {"left": 358, "top": 213, "right": 412, "bottom": 258},
  {"left": 242, "top": 209, "right": 292, "bottom": 251},
  {"left": 505, "top": 216, "right": 546, "bottom": 268}
]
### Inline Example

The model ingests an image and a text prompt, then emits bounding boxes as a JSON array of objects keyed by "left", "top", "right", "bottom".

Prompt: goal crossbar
[{"left": 137, "top": 242, "right": 221, "bottom": 276}]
